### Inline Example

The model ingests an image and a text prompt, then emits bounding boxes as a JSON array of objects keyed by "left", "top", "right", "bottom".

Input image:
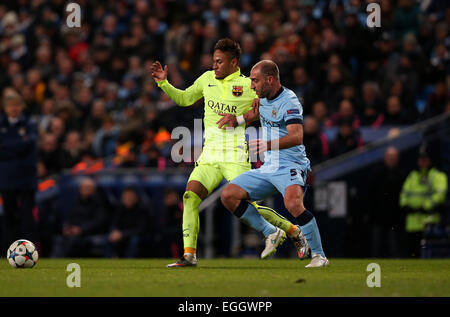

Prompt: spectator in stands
[
  {"left": 383, "top": 96, "right": 410, "bottom": 126},
  {"left": 390, "top": 51, "right": 421, "bottom": 101},
  {"left": 388, "top": 80, "right": 417, "bottom": 123},
  {"left": 34, "top": 45, "right": 55, "bottom": 82},
  {"left": 8, "top": 73, "right": 25, "bottom": 100},
  {"left": 116, "top": 102, "right": 145, "bottom": 145},
  {"left": 429, "top": 42, "right": 449, "bottom": 82},
  {"left": 36, "top": 98, "right": 55, "bottom": 133},
  {"left": 202, "top": 0, "right": 228, "bottom": 35},
  {"left": 37, "top": 160, "right": 48, "bottom": 180},
  {"left": 240, "top": 33, "right": 257, "bottom": 76},
  {"left": 424, "top": 81, "right": 448, "bottom": 119},
  {"left": 38, "top": 132, "right": 63, "bottom": 175},
  {"left": 360, "top": 55, "right": 382, "bottom": 85},
  {"left": 380, "top": 0, "right": 395, "bottom": 29},
  {"left": 303, "top": 116, "right": 329, "bottom": 166},
  {"left": 326, "top": 99, "right": 360, "bottom": 129},
  {"left": 393, "top": 0, "right": 421, "bottom": 39},
  {"left": 253, "top": 24, "right": 272, "bottom": 59},
  {"left": 105, "top": 186, "right": 148, "bottom": 258},
  {"left": 26, "top": 68, "right": 46, "bottom": 110},
  {"left": 86, "top": 99, "right": 107, "bottom": 131},
  {"left": 400, "top": 146, "right": 448, "bottom": 257},
  {"left": 48, "top": 116, "right": 66, "bottom": 145},
  {"left": 311, "top": 101, "right": 329, "bottom": 131},
  {"left": 55, "top": 100, "right": 80, "bottom": 132},
  {"left": 368, "top": 146, "right": 407, "bottom": 258},
  {"left": 361, "top": 81, "right": 383, "bottom": 115},
  {"left": 92, "top": 115, "right": 119, "bottom": 158},
  {"left": 142, "top": 144, "right": 161, "bottom": 168},
  {"left": 0, "top": 89, "right": 38, "bottom": 252},
  {"left": 21, "top": 85, "right": 38, "bottom": 115},
  {"left": 103, "top": 82, "right": 120, "bottom": 112},
  {"left": 340, "top": 83, "right": 361, "bottom": 113},
  {"left": 326, "top": 53, "right": 353, "bottom": 87},
  {"left": 10, "top": 34, "right": 32, "bottom": 69},
  {"left": 360, "top": 104, "right": 384, "bottom": 128},
  {"left": 51, "top": 177, "right": 107, "bottom": 257},
  {"left": 329, "top": 119, "right": 362, "bottom": 158},
  {"left": 322, "top": 65, "right": 344, "bottom": 113},
  {"left": 61, "top": 130, "right": 83, "bottom": 169},
  {"left": 35, "top": 176, "right": 61, "bottom": 257},
  {"left": 290, "top": 66, "right": 316, "bottom": 110},
  {"left": 73, "top": 85, "right": 93, "bottom": 123}
]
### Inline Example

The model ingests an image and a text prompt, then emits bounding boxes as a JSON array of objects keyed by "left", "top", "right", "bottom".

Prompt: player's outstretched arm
[
  {"left": 216, "top": 98, "right": 260, "bottom": 129},
  {"left": 149, "top": 61, "right": 203, "bottom": 107}
]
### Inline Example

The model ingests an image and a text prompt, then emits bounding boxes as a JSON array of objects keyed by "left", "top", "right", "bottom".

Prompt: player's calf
[{"left": 222, "top": 184, "right": 283, "bottom": 257}]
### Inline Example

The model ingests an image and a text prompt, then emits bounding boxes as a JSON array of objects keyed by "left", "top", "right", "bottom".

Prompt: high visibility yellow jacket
[{"left": 400, "top": 167, "right": 448, "bottom": 232}]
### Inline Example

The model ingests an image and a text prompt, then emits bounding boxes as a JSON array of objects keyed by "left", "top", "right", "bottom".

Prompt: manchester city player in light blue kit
[{"left": 220, "top": 60, "right": 329, "bottom": 267}]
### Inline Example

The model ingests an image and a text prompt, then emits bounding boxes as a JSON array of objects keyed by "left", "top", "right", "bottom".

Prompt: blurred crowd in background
[
  {"left": 0, "top": 0, "right": 448, "bottom": 174},
  {"left": 0, "top": 0, "right": 449, "bottom": 258}
]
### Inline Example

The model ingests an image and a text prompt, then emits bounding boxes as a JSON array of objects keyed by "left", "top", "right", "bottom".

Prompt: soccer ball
[{"left": 7, "top": 239, "right": 39, "bottom": 268}]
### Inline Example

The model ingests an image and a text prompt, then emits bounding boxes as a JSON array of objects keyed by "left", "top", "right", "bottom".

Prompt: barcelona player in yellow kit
[{"left": 151, "top": 39, "right": 308, "bottom": 267}]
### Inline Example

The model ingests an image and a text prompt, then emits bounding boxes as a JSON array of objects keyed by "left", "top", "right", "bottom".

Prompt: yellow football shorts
[{"left": 188, "top": 161, "right": 252, "bottom": 194}]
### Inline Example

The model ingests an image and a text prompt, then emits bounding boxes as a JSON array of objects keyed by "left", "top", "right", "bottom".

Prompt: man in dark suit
[
  {"left": 0, "top": 89, "right": 38, "bottom": 251},
  {"left": 368, "top": 146, "right": 407, "bottom": 257},
  {"left": 51, "top": 177, "right": 108, "bottom": 257},
  {"left": 106, "top": 186, "right": 149, "bottom": 258}
]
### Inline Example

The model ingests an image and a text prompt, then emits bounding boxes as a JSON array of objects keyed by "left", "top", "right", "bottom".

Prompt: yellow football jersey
[{"left": 157, "top": 68, "right": 257, "bottom": 163}]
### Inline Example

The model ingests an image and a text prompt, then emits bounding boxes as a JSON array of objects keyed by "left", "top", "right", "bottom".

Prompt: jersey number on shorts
[{"left": 290, "top": 169, "right": 306, "bottom": 183}]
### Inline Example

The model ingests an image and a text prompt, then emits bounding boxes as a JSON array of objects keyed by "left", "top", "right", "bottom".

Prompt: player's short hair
[
  {"left": 214, "top": 38, "right": 241, "bottom": 62},
  {"left": 253, "top": 60, "right": 280, "bottom": 82}
]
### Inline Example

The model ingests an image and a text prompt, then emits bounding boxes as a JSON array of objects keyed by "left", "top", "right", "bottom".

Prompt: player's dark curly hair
[{"left": 214, "top": 38, "right": 241, "bottom": 62}]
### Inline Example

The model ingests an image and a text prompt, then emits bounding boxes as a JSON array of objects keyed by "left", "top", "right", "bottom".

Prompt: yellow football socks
[
  {"left": 182, "top": 191, "right": 202, "bottom": 251},
  {"left": 252, "top": 202, "right": 297, "bottom": 236}
]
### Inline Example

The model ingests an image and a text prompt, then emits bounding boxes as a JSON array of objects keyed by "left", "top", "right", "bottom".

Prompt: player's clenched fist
[{"left": 150, "top": 61, "right": 168, "bottom": 82}]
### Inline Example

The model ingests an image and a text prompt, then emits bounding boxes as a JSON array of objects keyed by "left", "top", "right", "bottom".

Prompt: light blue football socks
[
  {"left": 296, "top": 210, "right": 325, "bottom": 257},
  {"left": 234, "top": 201, "right": 277, "bottom": 237}
]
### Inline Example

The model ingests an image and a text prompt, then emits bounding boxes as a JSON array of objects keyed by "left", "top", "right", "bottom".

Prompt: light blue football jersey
[{"left": 258, "top": 87, "right": 310, "bottom": 170}]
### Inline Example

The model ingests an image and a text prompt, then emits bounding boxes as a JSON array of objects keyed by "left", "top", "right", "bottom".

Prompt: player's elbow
[{"left": 177, "top": 99, "right": 192, "bottom": 107}]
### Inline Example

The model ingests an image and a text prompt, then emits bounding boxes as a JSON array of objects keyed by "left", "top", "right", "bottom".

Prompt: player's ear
[{"left": 231, "top": 57, "right": 238, "bottom": 68}]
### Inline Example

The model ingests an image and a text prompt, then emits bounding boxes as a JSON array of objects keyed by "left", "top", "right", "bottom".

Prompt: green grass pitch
[{"left": 1, "top": 258, "right": 449, "bottom": 297}]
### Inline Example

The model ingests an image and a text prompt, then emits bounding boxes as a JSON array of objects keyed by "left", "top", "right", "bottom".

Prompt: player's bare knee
[
  {"left": 222, "top": 184, "right": 245, "bottom": 205},
  {"left": 221, "top": 185, "right": 234, "bottom": 205},
  {"left": 284, "top": 198, "right": 304, "bottom": 217},
  {"left": 185, "top": 181, "right": 208, "bottom": 200}
]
